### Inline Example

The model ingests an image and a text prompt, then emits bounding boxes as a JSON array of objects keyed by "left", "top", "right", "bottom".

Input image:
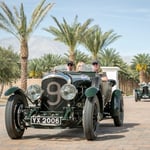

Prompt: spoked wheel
[
  {"left": 111, "top": 92, "right": 124, "bottom": 127},
  {"left": 5, "top": 94, "right": 27, "bottom": 139},
  {"left": 83, "top": 95, "right": 100, "bottom": 140}
]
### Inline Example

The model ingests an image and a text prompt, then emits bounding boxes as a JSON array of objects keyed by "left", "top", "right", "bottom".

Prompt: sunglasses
[
  {"left": 92, "top": 63, "right": 98, "bottom": 65},
  {"left": 68, "top": 63, "right": 73, "bottom": 66}
]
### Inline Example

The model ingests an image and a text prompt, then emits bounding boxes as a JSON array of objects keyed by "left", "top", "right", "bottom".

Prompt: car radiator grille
[
  {"left": 41, "top": 77, "right": 68, "bottom": 110},
  {"left": 143, "top": 86, "right": 149, "bottom": 95}
]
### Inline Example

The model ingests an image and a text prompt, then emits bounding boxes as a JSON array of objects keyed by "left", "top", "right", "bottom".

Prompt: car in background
[{"left": 134, "top": 82, "right": 150, "bottom": 102}]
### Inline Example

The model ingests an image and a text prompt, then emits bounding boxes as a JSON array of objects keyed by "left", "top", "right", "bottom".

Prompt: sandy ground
[{"left": 0, "top": 96, "right": 150, "bottom": 150}]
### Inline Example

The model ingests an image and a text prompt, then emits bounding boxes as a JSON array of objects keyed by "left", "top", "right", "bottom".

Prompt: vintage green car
[
  {"left": 4, "top": 65, "right": 124, "bottom": 140},
  {"left": 134, "top": 82, "right": 150, "bottom": 102}
]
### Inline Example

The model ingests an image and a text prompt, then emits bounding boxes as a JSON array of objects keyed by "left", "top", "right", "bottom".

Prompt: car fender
[
  {"left": 85, "top": 86, "right": 103, "bottom": 115},
  {"left": 85, "top": 87, "right": 99, "bottom": 98},
  {"left": 135, "top": 89, "right": 141, "bottom": 96},
  {"left": 5, "top": 87, "right": 28, "bottom": 106},
  {"left": 111, "top": 89, "right": 123, "bottom": 117},
  {"left": 5, "top": 86, "right": 23, "bottom": 96}
]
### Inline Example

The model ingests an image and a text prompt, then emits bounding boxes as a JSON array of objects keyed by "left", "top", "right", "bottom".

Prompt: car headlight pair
[
  {"left": 26, "top": 84, "right": 77, "bottom": 101},
  {"left": 60, "top": 84, "right": 77, "bottom": 100}
]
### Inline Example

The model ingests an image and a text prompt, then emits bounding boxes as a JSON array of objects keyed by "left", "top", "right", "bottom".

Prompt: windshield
[{"left": 54, "top": 64, "right": 93, "bottom": 72}]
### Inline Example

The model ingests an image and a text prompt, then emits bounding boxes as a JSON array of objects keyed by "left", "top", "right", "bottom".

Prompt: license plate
[{"left": 31, "top": 116, "right": 61, "bottom": 126}]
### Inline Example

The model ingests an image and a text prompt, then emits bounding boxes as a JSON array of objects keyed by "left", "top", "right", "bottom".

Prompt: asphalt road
[{"left": 0, "top": 96, "right": 150, "bottom": 150}]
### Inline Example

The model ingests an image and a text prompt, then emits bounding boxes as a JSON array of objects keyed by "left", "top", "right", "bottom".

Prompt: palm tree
[
  {"left": 131, "top": 53, "right": 150, "bottom": 83},
  {"left": 64, "top": 50, "right": 90, "bottom": 65},
  {"left": 41, "top": 54, "right": 66, "bottom": 72},
  {"left": 0, "top": 0, "right": 54, "bottom": 90},
  {"left": 44, "top": 15, "right": 93, "bottom": 62},
  {"left": 28, "top": 54, "right": 66, "bottom": 77},
  {"left": 82, "top": 26, "right": 121, "bottom": 60},
  {"left": 28, "top": 58, "right": 43, "bottom": 78},
  {"left": 99, "top": 48, "right": 122, "bottom": 66}
]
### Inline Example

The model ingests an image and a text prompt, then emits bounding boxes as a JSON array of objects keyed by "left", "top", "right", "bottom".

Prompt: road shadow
[
  {"left": 22, "top": 122, "right": 139, "bottom": 141},
  {"left": 23, "top": 128, "right": 84, "bottom": 141},
  {"left": 139, "top": 99, "right": 150, "bottom": 102},
  {"left": 96, "top": 122, "right": 139, "bottom": 141}
]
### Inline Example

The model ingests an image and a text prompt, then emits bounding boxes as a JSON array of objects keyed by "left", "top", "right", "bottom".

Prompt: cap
[
  {"left": 92, "top": 60, "right": 99, "bottom": 65},
  {"left": 67, "top": 60, "right": 74, "bottom": 66}
]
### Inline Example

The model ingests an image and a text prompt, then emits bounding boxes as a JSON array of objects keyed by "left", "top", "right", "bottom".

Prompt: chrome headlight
[
  {"left": 60, "top": 84, "right": 77, "bottom": 100},
  {"left": 26, "top": 84, "right": 42, "bottom": 101}
]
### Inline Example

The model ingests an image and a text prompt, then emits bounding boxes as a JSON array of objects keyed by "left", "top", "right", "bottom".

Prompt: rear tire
[
  {"left": 5, "top": 95, "right": 27, "bottom": 139},
  {"left": 83, "top": 96, "right": 100, "bottom": 140}
]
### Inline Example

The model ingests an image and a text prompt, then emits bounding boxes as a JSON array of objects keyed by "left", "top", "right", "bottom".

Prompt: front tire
[
  {"left": 135, "top": 92, "right": 140, "bottom": 102},
  {"left": 83, "top": 96, "right": 100, "bottom": 140},
  {"left": 5, "top": 94, "right": 27, "bottom": 139}
]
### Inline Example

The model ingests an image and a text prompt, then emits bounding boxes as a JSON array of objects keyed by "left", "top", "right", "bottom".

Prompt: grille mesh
[{"left": 42, "top": 77, "right": 68, "bottom": 110}]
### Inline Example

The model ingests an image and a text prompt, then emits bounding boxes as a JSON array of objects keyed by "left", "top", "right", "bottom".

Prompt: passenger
[
  {"left": 76, "top": 61, "right": 85, "bottom": 71},
  {"left": 92, "top": 60, "right": 111, "bottom": 103},
  {"left": 66, "top": 60, "right": 74, "bottom": 71},
  {"left": 92, "top": 60, "right": 108, "bottom": 81}
]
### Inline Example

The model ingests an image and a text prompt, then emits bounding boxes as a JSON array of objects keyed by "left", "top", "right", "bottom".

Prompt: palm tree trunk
[
  {"left": 139, "top": 70, "right": 145, "bottom": 83},
  {"left": 0, "top": 81, "right": 4, "bottom": 98},
  {"left": 69, "top": 49, "right": 75, "bottom": 62},
  {"left": 20, "top": 38, "right": 28, "bottom": 91}
]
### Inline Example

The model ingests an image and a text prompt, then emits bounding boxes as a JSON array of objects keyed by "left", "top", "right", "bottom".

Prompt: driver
[{"left": 66, "top": 60, "right": 74, "bottom": 71}]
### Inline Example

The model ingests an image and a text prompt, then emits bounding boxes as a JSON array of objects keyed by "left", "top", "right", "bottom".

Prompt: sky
[{"left": 0, "top": 0, "right": 150, "bottom": 57}]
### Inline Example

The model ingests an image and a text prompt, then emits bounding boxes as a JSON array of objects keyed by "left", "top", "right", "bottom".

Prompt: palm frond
[{"left": 28, "top": 0, "right": 54, "bottom": 35}]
